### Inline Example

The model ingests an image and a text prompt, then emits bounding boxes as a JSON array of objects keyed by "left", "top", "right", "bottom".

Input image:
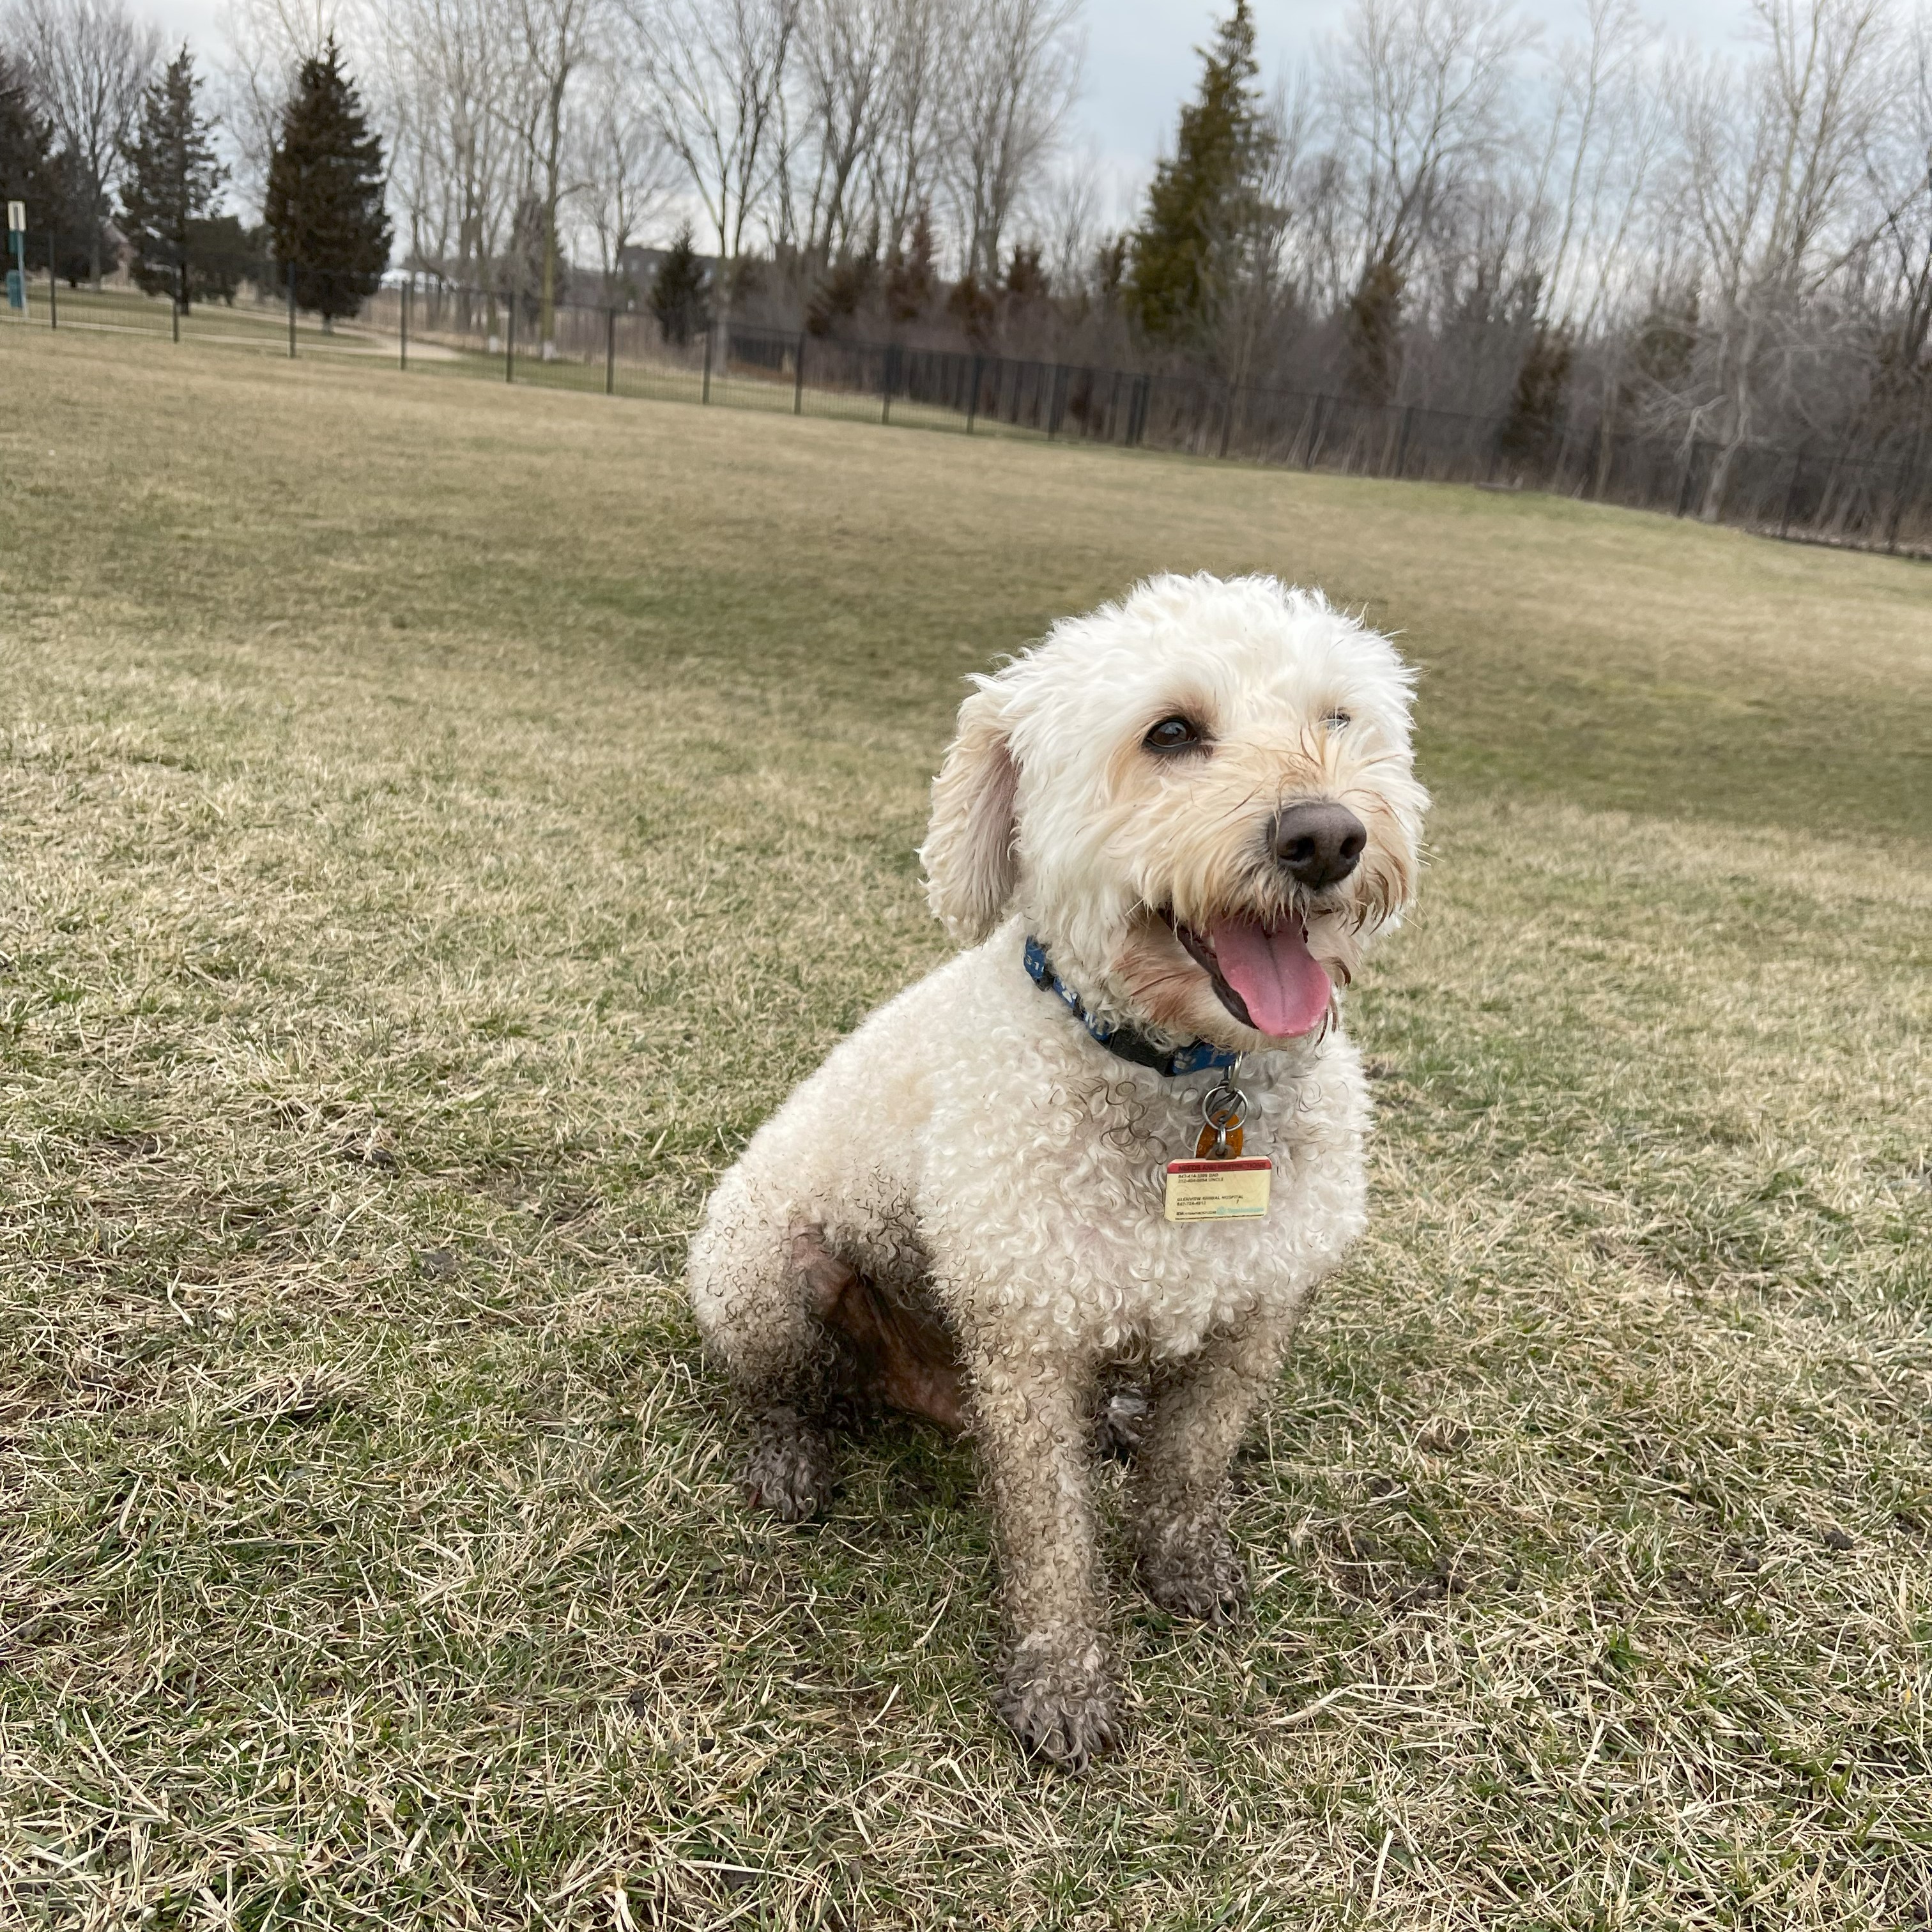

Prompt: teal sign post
[{"left": 6, "top": 202, "right": 25, "bottom": 316}]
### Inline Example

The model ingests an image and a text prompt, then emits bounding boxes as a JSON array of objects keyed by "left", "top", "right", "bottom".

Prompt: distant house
[{"left": 615, "top": 243, "right": 720, "bottom": 302}]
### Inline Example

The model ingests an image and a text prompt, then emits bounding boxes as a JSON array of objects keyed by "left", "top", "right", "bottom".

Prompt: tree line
[
  {"left": 3, "top": 0, "right": 1929, "bottom": 496},
  {"left": 1119, "top": 0, "right": 1932, "bottom": 506}
]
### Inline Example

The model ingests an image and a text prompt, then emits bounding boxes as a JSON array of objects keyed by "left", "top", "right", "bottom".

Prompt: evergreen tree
[
  {"left": 1004, "top": 242, "right": 1049, "bottom": 304},
  {"left": 1498, "top": 319, "right": 1574, "bottom": 466},
  {"left": 1125, "top": 1, "right": 1271, "bottom": 344},
  {"left": 806, "top": 220, "right": 877, "bottom": 336},
  {"left": 944, "top": 271, "right": 995, "bottom": 346},
  {"left": 187, "top": 213, "right": 257, "bottom": 304},
  {"left": 119, "top": 48, "right": 224, "bottom": 309},
  {"left": 1345, "top": 259, "right": 1404, "bottom": 405},
  {"left": 264, "top": 37, "right": 391, "bottom": 326},
  {"left": 884, "top": 204, "right": 937, "bottom": 323},
  {"left": 650, "top": 222, "right": 709, "bottom": 345},
  {"left": 0, "top": 52, "right": 61, "bottom": 273},
  {"left": 55, "top": 150, "right": 119, "bottom": 287}
]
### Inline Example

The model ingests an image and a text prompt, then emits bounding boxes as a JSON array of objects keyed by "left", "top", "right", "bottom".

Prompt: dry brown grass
[{"left": 1, "top": 329, "right": 1929, "bottom": 1929}]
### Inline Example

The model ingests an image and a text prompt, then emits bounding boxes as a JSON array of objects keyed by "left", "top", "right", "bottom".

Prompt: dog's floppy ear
[{"left": 921, "top": 680, "right": 1019, "bottom": 946}]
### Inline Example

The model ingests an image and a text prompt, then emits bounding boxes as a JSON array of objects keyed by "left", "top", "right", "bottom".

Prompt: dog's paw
[
  {"left": 1092, "top": 1383, "right": 1151, "bottom": 1461},
  {"left": 742, "top": 1409, "right": 833, "bottom": 1521},
  {"left": 1138, "top": 1536, "right": 1248, "bottom": 1625},
  {"left": 995, "top": 1641, "right": 1121, "bottom": 1771}
]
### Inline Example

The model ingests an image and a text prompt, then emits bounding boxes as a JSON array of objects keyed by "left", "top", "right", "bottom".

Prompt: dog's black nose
[{"left": 1272, "top": 801, "right": 1367, "bottom": 888}]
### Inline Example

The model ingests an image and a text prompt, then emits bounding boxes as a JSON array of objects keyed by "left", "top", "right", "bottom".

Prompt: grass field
[{"left": 1, "top": 326, "right": 1929, "bottom": 1930}]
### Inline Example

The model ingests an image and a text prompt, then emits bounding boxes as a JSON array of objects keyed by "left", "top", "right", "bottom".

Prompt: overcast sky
[
  {"left": 1079, "top": 0, "right": 1751, "bottom": 216},
  {"left": 144, "top": 0, "right": 1756, "bottom": 222}
]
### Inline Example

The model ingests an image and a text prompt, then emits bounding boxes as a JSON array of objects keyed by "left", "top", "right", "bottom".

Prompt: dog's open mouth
[{"left": 1168, "top": 910, "right": 1334, "bottom": 1038}]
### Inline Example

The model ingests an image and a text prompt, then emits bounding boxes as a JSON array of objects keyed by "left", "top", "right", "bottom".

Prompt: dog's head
[{"left": 920, "top": 573, "right": 1427, "bottom": 1051}]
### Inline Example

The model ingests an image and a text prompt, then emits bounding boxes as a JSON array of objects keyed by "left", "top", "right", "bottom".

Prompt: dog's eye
[
  {"left": 1324, "top": 710, "right": 1353, "bottom": 732},
  {"left": 1144, "top": 716, "right": 1203, "bottom": 753}
]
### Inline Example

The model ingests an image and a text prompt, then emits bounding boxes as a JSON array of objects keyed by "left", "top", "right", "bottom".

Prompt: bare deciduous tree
[
  {"left": 941, "top": 0, "right": 1080, "bottom": 282},
  {"left": 508, "top": 0, "right": 607, "bottom": 342},
  {"left": 867, "top": 0, "right": 947, "bottom": 247},
  {"left": 379, "top": 0, "right": 519, "bottom": 292},
  {"left": 1326, "top": 0, "right": 1535, "bottom": 283},
  {"left": 1533, "top": 0, "right": 1661, "bottom": 332},
  {"left": 790, "top": 0, "right": 895, "bottom": 258},
  {"left": 1675, "top": 0, "right": 1897, "bottom": 507},
  {"left": 6, "top": 0, "right": 160, "bottom": 282},
  {"left": 622, "top": 0, "right": 798, "bottom": 296},
  {"left": 568, "top": 53, "right": 678, "bottom": 291},
  {"left": 1861, "top": 8, "right": 1932, "bottom": 395}
]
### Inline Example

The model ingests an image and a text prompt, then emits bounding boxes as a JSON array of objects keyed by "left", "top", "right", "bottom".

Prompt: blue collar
[{"left": 1023, "top": 936, "right": 1242, "bottom": 1078}]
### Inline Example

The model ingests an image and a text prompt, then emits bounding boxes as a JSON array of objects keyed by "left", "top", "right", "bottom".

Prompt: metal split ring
[{"left": 1198, "top": 1076, "right": 1250, "bottom": 1160}]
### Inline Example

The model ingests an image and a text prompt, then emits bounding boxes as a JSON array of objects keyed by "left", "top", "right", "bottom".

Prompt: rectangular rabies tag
[{"left": 1163, "top": 1156, "right": 1272, "bottom": 1223}]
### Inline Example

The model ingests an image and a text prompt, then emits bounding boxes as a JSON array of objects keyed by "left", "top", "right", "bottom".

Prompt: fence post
[
  {"left": 1779, "top": 448, "right": 1805, "bottom": 538},
  {"left": 966, "top": 354, "right": 983, "bottom": 434},
  {"left": 881, "top": 343, "right": 895, "bottom": 424},
  {"left": 172, "top": 287, "right": 181, "bottom": 343},
  {"left": 790, "top": 330, "right": 806, "bottom": 414},
  {"left": 1393, "top": 404, "right": 1414, "bottom": 478},
  {"left": 606, "top": 307, "right": 616, "bottom": 395},
  {"left": 701, "top": 323, "right": 712, "bottom": 403},
  {"left": 286, "top": 262, "right": 296, "bottom": 356},
  {"left": 400, "top": 277, "right": 409, "bottom": 371},
  {"left": 506, "top": 298, "right": 515, "bottom": 383},
  {"left": 47, "top": 231, "right": 56, "bottom": 327}
]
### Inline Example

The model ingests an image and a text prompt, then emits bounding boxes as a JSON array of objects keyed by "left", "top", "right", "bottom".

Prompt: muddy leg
[
  {"left": 742, "top": 1404, "right": 836, "bottom": 1521},
  {"left": 734, "top": 1223, "right": 969, "bottom": 1519},
  {"left": 688, "top": 1204, "right": 854, "bottom": 1521},
  {"left": 1128, "top": 1315, "right": 1295, "bottom": 1624},
  {"left": 963, "top": 1337, "right": 1119, "bottom": 1769}
]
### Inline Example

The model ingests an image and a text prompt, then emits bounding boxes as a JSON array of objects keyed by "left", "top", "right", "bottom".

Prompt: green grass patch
[{"left": 1, "top": 331, "right": 1928, "bottom": 1928}]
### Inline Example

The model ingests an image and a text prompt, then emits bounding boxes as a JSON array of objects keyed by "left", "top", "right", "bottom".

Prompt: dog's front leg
[
  {"left": 964, "top": 1341, "right": 1119, "bottom": 1770},
  {"left": 1129, "top": 1312, "right": 1297, "bottom": 1623}
]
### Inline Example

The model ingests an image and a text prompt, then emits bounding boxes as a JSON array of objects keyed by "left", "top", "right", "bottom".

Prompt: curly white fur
[{"left": 688, "top": 572, "right": 1427, "bottom": 1768}]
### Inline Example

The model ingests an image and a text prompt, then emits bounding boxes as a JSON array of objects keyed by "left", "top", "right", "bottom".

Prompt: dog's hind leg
[
  {"left": 1128, "top": 1313, "right": 1298, "bottom": 1624},
  {"left": 688, "top": 1182, "right": 854, "bottom": 1521}
]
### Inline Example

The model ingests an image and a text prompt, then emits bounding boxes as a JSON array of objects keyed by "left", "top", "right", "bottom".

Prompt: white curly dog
[{"left": 689, "top": 572, "right": 1426, "bottom": 1767}]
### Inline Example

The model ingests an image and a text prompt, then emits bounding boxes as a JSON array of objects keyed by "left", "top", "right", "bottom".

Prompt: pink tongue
[{"left": 1208, "top": 914, "right": 1334, "bottom": 1038}]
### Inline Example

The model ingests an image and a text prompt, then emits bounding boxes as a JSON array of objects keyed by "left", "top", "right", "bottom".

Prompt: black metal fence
[
  {"left": 7, "top": 261, "right": 1929, "bottom": 558},
  {"left": 0, "top": 254, "right": 399, "bottom": 358}
]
